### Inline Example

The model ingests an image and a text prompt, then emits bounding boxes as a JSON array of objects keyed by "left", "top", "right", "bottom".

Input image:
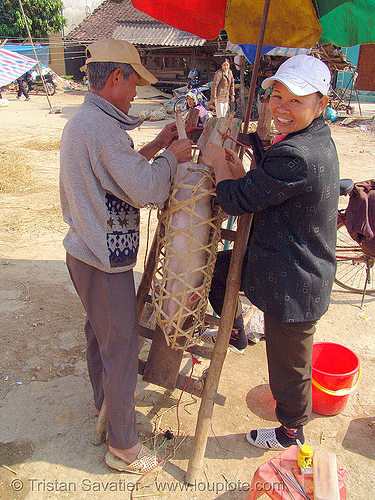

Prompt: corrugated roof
[
  {"left": 65, "top": 0, "right": 162, "bottom": 42},
  {"left": 113, "top": 23, "right": 205, "bottom": 47},
  {"left": 65, "top": 0, "right": 205, "bottom": 47}
]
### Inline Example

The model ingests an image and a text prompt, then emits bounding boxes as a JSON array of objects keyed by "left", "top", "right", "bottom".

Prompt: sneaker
[{"left": 246, "top": 425, "right": 304, "bottom": 450}]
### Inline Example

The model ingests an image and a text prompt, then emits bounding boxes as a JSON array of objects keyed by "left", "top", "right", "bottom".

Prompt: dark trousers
[
  {"left": 17, "top": 79, "right": 29, "bottom": 99},
  {"left": 264, "top": 314, "right": 316, "bottom": 428},
  {"left": 209, "top": 249, "right": 316, "bottom": 427},
  {"left": 66, "top": 253, "right": 139, "bottom": 449},
  {"left": 209, "top": 249, "right": 245, "bottom": 321}
]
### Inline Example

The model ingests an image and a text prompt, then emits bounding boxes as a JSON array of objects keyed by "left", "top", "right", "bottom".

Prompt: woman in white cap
[{"left": 202, "top": 55, "right": 339, "bottom": 450}]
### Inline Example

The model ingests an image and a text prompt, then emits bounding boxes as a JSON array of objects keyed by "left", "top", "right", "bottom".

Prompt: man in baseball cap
[
  {"left": 61, "top": 39, "right": 191, "bottom": 473},
  {"left": 81, "top": 38, "right": 157, "bottom": 86}
]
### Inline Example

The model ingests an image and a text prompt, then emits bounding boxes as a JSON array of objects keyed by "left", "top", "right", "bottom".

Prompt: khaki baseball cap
[
  {"left": 80, "top": 38, "right": 157, "bottom": 86},
  {"left": 262, "top": 54, "right": 331, "bottom": 96}
]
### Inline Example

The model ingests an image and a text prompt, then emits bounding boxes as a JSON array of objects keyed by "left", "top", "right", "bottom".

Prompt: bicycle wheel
[
  {"left": 45, "top": 83, "right": 56, "bottom": 96},
  {"left": 335, "top": 221, "right": 375, "bottom": 294}
]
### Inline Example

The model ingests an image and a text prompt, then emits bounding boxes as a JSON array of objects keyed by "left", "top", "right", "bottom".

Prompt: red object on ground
[
  {"left": 312, "top": 342, "right": 360, "bottom": 416},
  {"left": 247, "top": 445, "right": 346, "bottom": 500}
]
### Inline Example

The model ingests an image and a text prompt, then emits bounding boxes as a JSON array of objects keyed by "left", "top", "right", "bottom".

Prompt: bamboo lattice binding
[{"left": 152, "top": 112, "right": 242, "bottom": 350}]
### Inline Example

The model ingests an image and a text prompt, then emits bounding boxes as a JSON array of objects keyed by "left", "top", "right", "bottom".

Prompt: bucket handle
[{"left": 312, "top": 365, "right": 362, "bottom": 396}]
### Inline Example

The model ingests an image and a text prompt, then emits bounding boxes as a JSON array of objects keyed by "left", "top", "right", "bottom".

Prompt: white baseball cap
[
  {"left": 262, "top": 55, "right": 331, "bottom": 96},
  {"left": 80, "top": 38, "right": 157, "bottom": 86}
]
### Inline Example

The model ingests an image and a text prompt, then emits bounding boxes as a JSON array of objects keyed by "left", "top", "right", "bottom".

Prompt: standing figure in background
[
  {"left": 210, "top": 58, "right": 235, "bottom": 118},
  {"left": 17, "top": 72, "right": 30, "bottom": 101}
]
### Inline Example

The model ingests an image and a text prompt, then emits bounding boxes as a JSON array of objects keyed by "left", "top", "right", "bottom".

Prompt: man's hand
[
  {"left": 168, "top": 138, "right": 193, "bottom": 163},
  {"left": 138, "top": 122, "right": 179, "bottom": 160},
  {"left": 155, "top": 122, "right": 178, "bottom": 149}
]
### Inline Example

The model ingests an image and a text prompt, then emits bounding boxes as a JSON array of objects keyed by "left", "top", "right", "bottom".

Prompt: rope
[
  {"left": 130, "top": 350, "right": 201, "bottom": 500},
  {"left": 218, "top": 129, "right": 251, "bottom": 151}
]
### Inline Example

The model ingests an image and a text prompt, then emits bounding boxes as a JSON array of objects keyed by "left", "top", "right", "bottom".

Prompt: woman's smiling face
[{"left": 269, "top": 81, "right": 328, "bottom": 134}]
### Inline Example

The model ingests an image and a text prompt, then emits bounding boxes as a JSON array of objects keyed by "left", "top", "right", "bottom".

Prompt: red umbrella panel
[{"left": 132, "top": 0, "right": 322, "bottom": 48}]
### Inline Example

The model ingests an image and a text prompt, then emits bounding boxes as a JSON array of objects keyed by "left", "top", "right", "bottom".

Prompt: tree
[{"left": 0, "top": 0, "right": 67, "bottom": 40}]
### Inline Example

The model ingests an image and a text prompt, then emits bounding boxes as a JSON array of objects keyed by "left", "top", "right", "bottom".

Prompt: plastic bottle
[
  {"left": 298, "top": 444, "right": 313, "bottom": 474},
  {"left": 313, "top": 450, "right": 340, "bottom": 500}
]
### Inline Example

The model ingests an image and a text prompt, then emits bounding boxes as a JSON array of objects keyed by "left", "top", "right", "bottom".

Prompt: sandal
[{"left": 105, "top": 445, "right": 160, "bottom": 474}]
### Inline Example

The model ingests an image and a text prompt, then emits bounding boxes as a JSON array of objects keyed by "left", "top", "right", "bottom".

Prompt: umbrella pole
[
  {"left": 242, "top": 0, "right": 272, "bottom": 139},
  {"left": 185, "top": 0, "right": 271, "bottom": 484}
]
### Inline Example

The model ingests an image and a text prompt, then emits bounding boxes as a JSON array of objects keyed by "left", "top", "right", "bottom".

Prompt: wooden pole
[
  {"left": 185, "top": 0, "right": 272, "bottom": 484},
  {"left": 17, "top": 0, "right": 53, "bottom": 111},
  {"left": 240, "top": 55, "right": 246, "bottom": 120}
]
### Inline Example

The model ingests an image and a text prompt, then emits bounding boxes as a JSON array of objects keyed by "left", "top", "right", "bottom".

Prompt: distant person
[
  {"left": 185, "top": 90, "right": 212, "bottom": 127},
  {"left": 17, "top": 73, "right": 30, "bottom": 101},
  {"left": 210, "top": 58, "right": 235, "bottom": 118}
]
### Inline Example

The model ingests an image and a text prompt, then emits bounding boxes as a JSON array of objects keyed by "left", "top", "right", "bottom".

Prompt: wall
[
  {"left": 62, "top": 0, "right": 103, "bottom": 35},
  {"left": 337, "top": 45, "right": 375, "bottom": 103},
  {"left": 49, "top": 33, "right": 65, "bottom": 75}
]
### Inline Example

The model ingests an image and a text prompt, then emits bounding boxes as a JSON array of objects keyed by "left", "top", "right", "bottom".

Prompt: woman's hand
[
  {"left": 225, "top": 148, "right": 246, "bottom": 179},
  {"left": 202, "top": 143, "right": 226, "bottom": 168},
  {"left": 202, "top": 143, "right": 235, "bottom": 185}
]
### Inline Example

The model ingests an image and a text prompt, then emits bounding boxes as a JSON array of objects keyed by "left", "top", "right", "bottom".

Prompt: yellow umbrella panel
[{"left": 225, "top": 0, "right": 322, "bottom": 47}]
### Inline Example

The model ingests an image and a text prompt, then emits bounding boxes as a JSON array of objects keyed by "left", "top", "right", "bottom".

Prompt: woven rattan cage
[
  {"left": 152, "top": 164, "right": 224, "bottom": 350},
  {"left": 152, "top": 115, "right": 241, "bottom": 350}
]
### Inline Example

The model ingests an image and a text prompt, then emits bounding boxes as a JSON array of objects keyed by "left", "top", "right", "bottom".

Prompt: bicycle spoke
[{"left": 335, "top": 221, "right": 375, "bottom": 294}]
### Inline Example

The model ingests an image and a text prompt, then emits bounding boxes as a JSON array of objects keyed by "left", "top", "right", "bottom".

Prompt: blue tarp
[
  {"left": 239, "top": 44, "right": 275, "bottom": 64},
  {"left": 3, "top": 45, "right": 50, "bottom": 67}
]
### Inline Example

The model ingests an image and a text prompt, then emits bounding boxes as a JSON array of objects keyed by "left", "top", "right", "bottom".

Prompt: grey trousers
[{"left": 66, "top": 253, "right": 138, "bottom": 449}]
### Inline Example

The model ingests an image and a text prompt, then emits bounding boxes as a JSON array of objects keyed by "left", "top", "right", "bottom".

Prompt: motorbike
[
  {"left": 174, "top": 68, "right": 212, "bottom": 113},
  {"left": 25, "top": 73, "right": 58, "bottom": 96}
]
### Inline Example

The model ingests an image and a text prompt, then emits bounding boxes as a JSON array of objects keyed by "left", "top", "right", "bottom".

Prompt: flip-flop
[{"left": 105, "top": 445, "right": 160, "bottom": 474}]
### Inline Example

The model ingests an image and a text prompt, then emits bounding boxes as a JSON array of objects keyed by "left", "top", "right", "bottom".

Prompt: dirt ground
[{"left": 0, "top": 86, "right": 374, "bottom": 500}]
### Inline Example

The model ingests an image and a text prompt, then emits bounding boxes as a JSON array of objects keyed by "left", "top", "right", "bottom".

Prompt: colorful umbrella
[{"left": 132, "top": 0, "right": 375, "bottom": 48}]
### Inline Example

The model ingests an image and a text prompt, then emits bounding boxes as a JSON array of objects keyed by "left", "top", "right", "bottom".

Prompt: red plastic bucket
[{"left": 312, "top": 342, "right": 361, "bottom": 416}]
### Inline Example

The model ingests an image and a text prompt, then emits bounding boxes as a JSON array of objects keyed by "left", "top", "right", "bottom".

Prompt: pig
[{"left": 157, "top": 111, "right": 235, "bottom": 342}]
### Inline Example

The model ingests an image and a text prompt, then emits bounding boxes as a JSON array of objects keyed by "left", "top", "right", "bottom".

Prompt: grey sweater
[{"left": 60, "top": 92, "right": 177, "bottom": 272}]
